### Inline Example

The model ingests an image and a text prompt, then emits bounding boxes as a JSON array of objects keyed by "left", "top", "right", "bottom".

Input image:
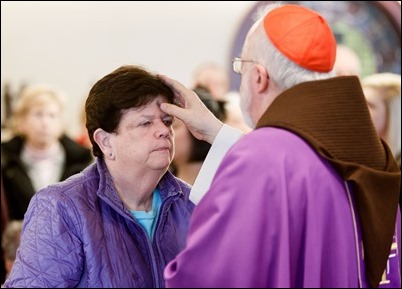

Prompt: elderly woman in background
[
  {"left": 3, "top": 65, "right": 194, "bottom": 288},
  {"left": 362, "top": 72, "right": 401, "bottom": 210},
  {"left": 362, "top": 72, "right": 401, "bottom": 167},
  {"left": 1, "top": 85, "right": 93, "bottom": 221}
]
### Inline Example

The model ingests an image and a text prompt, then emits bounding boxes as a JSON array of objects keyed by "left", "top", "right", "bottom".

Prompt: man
[{"left": 160, "top": 3, "right": 401, "bottom": 288}]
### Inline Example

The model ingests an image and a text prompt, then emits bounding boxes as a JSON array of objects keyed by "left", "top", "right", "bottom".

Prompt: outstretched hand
[{"left": 158, "top": 74, "right": 223, "bottom": 144}]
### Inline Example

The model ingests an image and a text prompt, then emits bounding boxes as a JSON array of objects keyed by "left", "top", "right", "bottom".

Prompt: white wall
[{"left": 1, "top": 1, "right": 256, "bottom": 136}]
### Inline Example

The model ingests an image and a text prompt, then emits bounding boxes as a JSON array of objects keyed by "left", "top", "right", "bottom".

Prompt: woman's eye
[
  {"left": 140, "top": 122, "right": 151, "bottom": 127},
  {"left": 164, "top": 119, "right": 173, "bottom": 126}
]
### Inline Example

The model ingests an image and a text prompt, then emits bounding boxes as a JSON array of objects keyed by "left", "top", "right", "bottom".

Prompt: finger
[{"left": 160, "top": 103, "right": 187, "bottom": 119}]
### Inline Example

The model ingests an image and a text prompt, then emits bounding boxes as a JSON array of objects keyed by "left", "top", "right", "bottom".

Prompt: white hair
[{"left": 247, "top": 3, "right": 335, "bottom": 92}]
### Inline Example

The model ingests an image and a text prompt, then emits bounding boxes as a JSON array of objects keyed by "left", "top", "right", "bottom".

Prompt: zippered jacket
[{"left": 3, "top": 158, "right": 194, "bottom": 288}]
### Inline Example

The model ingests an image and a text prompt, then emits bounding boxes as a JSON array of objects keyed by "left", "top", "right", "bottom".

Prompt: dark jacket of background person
[
  {"left": 1, "top": 134, "right": 92, "bottom": 220},
  {"left": 3, "top": 157, "right": 194, "bottom": 288},
  {"left": 190, "top": 86, "right": 226, "bottom": 161},
  {"left": 1, "top": 176, "right": 8, "bottom": 284}
]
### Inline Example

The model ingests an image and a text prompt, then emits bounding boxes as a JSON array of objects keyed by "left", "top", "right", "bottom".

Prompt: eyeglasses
[{"left": 232, "top": 57, "right": 256, "bottom": 74}]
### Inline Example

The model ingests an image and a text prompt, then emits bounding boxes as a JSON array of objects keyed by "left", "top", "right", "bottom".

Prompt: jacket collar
[{"left": 94, "top": 158, "right": 183, "bottom": 216}]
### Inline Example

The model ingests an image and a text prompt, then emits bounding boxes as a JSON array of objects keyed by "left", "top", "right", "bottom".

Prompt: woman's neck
[{"left": 108, "top": 164, "right": 165, "bottom": 211}]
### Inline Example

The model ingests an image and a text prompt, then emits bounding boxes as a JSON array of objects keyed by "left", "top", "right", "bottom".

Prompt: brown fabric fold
[{"left": 256, "top": 76, "right": 400, "bottom": 288}]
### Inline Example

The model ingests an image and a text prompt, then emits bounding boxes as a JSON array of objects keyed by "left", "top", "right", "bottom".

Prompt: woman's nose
[{"left": 155, "top": 121, "right": 171, "bottom": 138}]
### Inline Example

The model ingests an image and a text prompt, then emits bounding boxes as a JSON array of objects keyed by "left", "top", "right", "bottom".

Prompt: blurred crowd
[{"left": 1, "top": 38, "right": 401, "bottom": 286}]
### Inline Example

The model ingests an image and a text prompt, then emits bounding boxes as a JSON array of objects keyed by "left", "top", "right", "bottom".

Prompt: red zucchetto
[{"left": 264, "top": 4, "right": 337, "bottom": 72}]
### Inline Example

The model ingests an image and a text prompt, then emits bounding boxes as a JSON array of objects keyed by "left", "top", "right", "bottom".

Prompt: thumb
[{"left": 160, "top": 103, "right": 186, "bottom": 119}]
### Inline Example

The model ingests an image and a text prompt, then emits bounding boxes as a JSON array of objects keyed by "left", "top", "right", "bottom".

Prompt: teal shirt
[{"left": 130, "top": 189, "right": 162, "bottom": 240}]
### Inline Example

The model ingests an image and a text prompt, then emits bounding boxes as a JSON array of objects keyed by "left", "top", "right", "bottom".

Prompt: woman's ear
[{"left": 93, "top": 128, "right": 115, "bottom": 160}]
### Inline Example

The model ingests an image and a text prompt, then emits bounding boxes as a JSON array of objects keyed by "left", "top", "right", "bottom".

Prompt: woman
[
  {"left": 3, "top": 65, "right": 195, "bottom": 288},
  {"left": 1, "top": 85, "right": 93, "bottom": 221},
  {"left": 362, "top": 72, "right": 401, "bottom": 211},
  {"left": 362, "top": 72, "right": 401, "bottom": 167}
]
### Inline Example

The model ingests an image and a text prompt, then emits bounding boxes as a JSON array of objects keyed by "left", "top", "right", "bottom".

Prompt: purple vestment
[{"left": 165, "top": 128, "right": 401, "bottom": 288}]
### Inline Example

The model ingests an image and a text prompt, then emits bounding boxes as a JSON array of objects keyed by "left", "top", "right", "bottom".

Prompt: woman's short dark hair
[
  {"left": 85, "top": 65, "right": 174, "bottom": 158},
  {"left": 188, "top": 86, "right": 226, "bottom": 163}
]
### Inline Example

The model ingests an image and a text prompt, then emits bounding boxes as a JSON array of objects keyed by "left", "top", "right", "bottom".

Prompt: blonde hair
[
  {"left": 11, "top": 85, "right": 66, "bottom": 136},
  {"left": 362, "top": 73, "right": 401, "bottom": 159}
]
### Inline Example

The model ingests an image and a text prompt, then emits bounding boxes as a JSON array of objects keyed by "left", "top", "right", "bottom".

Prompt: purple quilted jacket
[{"left": 3, "top": 158, "right": 194, "bottom": 288}]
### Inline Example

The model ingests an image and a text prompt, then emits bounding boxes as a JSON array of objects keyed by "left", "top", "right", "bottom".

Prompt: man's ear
[
  {"left": 93, "top": 128, "right": 115, "bottom": 159},
  {"left": 255, "top": 64, "right": 269, "bottom": 93}
]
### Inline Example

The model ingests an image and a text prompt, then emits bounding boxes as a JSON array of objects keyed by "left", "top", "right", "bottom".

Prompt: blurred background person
[
  {"left": 1, "top": 220, "right": 23, "bottom": 280},
  {"left": 192, "top": 62, "right": 230, "bottom": 102},
  {"left": 193, "top": 62, "right": 252, "bottom": 133},
  {"left": 362, "top": 72, "right": 401, "bottom": 167},
  {"left": 1, "top": 175, "right": 8, "bottom": 284},
  {"left": 333, "top": 44, "right": 362, "bottom": 77},
  {"left": 75, "top": 98, "right": 92, "bottom": 148},
  {"left": 1, "top": 85, "right": 93, "bottom": 221},
  {"left": 361, "top": 72, "right": 401, "bottom": 209},
  {"left": 171, "top": 86, "right": 226, "bottom": 185}
]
